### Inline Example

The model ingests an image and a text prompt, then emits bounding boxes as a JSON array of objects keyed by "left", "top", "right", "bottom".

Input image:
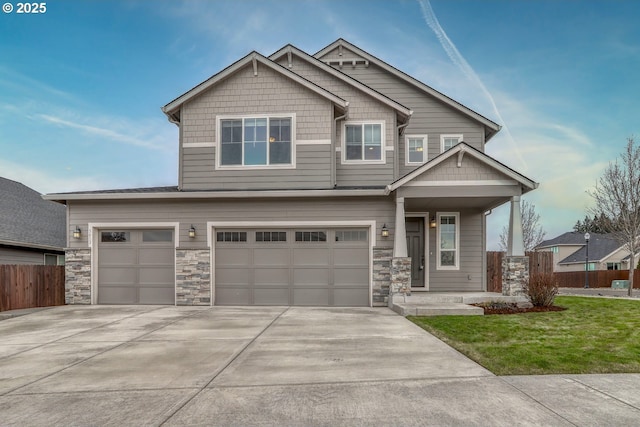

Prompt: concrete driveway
[{"left": 0, "top": 305, "right": 639, "bottom": 426}]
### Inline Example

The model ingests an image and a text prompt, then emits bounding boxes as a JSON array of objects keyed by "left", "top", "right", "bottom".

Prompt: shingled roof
[
  {"left": 538, "top": 231, "right": 626, "bottom": 264},
  {"left": 0, "top": 177, "right": 66, "bottom": 250}
]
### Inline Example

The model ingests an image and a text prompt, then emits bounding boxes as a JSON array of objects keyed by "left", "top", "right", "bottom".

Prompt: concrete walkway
[{"left": 0, "top": 305, "right": 638, "bottom": 426}]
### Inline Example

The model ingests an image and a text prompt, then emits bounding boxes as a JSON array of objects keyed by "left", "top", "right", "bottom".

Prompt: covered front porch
[{"left": 384, "top": 143, "right": 538, "bottom": 305}]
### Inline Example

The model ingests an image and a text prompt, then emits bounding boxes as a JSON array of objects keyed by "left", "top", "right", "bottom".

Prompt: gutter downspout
[
  {"left": 333, "top": 108, "right": 348, "bottom": 187},
  {"left": 393, "top": 111, "right": 413, "bottom": 180}
]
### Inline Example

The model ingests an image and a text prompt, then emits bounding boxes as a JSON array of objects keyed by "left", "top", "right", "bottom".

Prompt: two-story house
[{"left": 46, "top": 39, "right": 537, "bottom": 307}]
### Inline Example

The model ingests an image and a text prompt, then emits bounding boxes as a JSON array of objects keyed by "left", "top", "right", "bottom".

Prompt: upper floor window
[
  {"left": 218, "top": 115, "right": 293, "bottom": 168},
  {"left": 406, "top": 135, "right": 427, "bottom": 165},
  {"left": 343, "top": 121, "right": 385, "bottom": 163},
  {"left": 441, "top": 134, "right": 463, "bottom": 153}
]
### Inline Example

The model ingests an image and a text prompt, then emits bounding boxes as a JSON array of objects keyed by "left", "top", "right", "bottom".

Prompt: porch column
[
  {"left": 507, "top": 195, "right": 525, "bottom": 257},
  {"left": 393, "top": 197, "right": 408, "bottom": 257}
]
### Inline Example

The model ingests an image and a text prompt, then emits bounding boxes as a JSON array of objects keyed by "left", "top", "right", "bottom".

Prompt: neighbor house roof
[
  {"left": 537, "top": 232, "right": 627, "bottom": 265},
  {"left": 537, "top": 231, "right": 591, "bottom": 248},
  {"left": 314, "top": 39, "right": 501, "bottom": 141},
  {"left": 0, "top": 177, "right": 66, "bottom": 251},
  {"left": 162, "top": 51, "right": 349, "bottom": 123}
]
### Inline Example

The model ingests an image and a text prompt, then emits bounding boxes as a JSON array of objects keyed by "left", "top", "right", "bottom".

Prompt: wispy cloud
[
  {"left": 417, "top": 0, "right": 527, "bottom": 170},
  {"left": 38, "top": 113, "right": 173, "bottom": 151}
]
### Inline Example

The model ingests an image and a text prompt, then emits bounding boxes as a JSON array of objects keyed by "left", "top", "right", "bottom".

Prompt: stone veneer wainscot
[
  {"left": 175, "top": 249, "right": 211, "bottom": 305},
  {"left": 65, "top": 248, "right": 92, "bottom": 304}
]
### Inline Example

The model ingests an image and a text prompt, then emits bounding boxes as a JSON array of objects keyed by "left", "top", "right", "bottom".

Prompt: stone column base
[
  {"left": 389, "top": 257, "right": 412, "bottom": 306},
  {"left": 502, "top": 256, "right": 529, "bottom": 296},
  {"left": 176, "top": 249, "right": 211, "bottom": 305},
  {"left": 65, "top": 248, "right": 92, "bottom": 304}
]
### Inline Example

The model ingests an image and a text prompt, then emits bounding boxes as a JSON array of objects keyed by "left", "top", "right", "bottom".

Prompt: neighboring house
[
  {"left": 536, "top": 231, "right": 635, "bottom": 272},
  {"left": 45, "top": 39, "right": 537, "bottom": 307},
  {"left": 0, "top": 177, "right": 66, "bottom": 265}
]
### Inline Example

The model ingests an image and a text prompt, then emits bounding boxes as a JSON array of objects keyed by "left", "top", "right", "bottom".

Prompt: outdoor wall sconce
[
  {"left": 188, "top": 225, "right": 196, "bottom": 238},
  {"left": 73, "top": 226, "right": 81, "bottom": 239},
  {"left": 381, "top": 224, "right": 389, "bottom": 237},
  {"left": 429, "top": 217, "right": 437, "bottom": 228}
]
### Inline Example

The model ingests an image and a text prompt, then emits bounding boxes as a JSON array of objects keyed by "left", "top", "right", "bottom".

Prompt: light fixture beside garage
[
  {"left": 73, "top": 226, "right": 81, "bottom": 239},
  {"left": 381, "top": 224, "right": 389, "bottom": 238},
  {"left": 188, "top": 225, "right": 196, "bottom": 238},
  {"left": 430, "top": 217, "right": 437, "bottom": 228}
]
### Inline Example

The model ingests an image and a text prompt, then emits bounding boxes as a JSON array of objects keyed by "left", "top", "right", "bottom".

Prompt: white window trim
[
  {"left": 341, "top": 120, "right": 386, "bottom": 165},
  {"left": 440, "top": 134, "right": 463, "bottom": 153},
  {"left": 436, "top": 212, "right": 460, "bottom": 270},
  {"left": 405, "top": 134, "right": 428, "bottom": 165},
  {"left": 216, "top": 113, "right": 297, "bottom": 170}
]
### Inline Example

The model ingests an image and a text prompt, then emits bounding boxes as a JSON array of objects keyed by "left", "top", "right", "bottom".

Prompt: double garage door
[
  {"left": 97, "top": 227, "right": 370, "bottom": 306},
  {"left": 215, "top": 228, "right": 370, "bottom": 306},
  {"left": 98, "top": 229, "right": 175, "bottom": 304}
]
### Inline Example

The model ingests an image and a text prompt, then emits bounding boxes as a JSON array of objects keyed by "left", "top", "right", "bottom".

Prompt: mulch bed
[{"left": 473, "top": 305, "right": 567, "bottom": 315}]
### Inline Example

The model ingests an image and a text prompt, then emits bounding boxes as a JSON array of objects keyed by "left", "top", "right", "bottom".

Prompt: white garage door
[
  {"left": 215, "top": 228, "right": 370, "bottom": 306},
  {"left": 98, "top": 229, "right": 175, "bottom": 304}
]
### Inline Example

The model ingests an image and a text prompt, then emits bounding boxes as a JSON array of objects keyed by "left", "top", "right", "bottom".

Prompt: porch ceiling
[{"left": 404, "top": 195, "right": 511, "bottom": 211}]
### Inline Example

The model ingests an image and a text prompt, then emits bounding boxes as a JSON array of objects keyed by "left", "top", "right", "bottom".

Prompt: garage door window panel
[
  {"left": 142, "top": 230, "right": 173, "bottom": 242},
  {"left": 217, "top": 231, "right": 247, "bottom": 242},
  {"left": 295, "top": 231, "right": 327, "bottom": 242},
  {"left": 255, "top": 231, "right": 287, "bottom": 242},
  {"left": 101, "top": 231, "right": 130, "bottom": 242}
]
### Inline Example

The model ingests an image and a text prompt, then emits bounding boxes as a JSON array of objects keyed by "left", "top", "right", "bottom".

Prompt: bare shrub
[{"left": 524, "top": 273, "right": 558, "bottom": 307}]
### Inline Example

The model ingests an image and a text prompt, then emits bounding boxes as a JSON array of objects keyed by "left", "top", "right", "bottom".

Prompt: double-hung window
[
  {"left": 437, "top": 212, "right": 459, "bottom": 270},
  {"left": 441, "top": 134, "right": 463, "bottom": 153},
  {"left": 219, "top": 116, "right": 293, "bottom": 167},
  {"left": 406, "top": 135, "right": 427, "bottom": 165},
  {"left": 344, "top": 122, "right": 384, "bottom": 163}
]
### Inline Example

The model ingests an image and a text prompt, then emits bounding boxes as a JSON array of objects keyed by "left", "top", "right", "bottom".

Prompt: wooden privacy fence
[
  {"left": 0, "top": 265, "right": 65, "bottom": 312},
  {"left": 486, "top": 251, "right": 554, "bottom": 293},
  {"left": 554, "top": 270, "right": 640, "bottom": 288}
]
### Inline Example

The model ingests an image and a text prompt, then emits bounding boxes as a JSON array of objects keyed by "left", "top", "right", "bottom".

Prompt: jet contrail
[{"left": 418, "top": 0, "right": 526, "bottom": 169}]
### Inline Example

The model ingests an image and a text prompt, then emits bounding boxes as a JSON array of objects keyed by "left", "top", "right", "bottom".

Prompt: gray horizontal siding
[
  {"left": 427, "top": 209, "right": 484, "bottom": 291},
  {"left": 67, "top": 197, "right": 395, "bottom": 250},
  {"left": 182, "top": 144, "right": 331, "bottom": 190},
  {"left": 0, "top": 247, "right": 45, "bottom": 265},
  {"left": 317, "top": 48, "right": 488, "bottom": 177}
]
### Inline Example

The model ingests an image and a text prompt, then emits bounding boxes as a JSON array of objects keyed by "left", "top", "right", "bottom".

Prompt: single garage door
[
  {"left": 98, "top": 229, "right": 175, "bottom": 304},
  {"left": 215, "top": 228, "right": 370, "bottom": 306}
]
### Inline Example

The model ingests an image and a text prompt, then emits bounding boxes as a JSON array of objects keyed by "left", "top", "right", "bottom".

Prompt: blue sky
[{"left": 1, "top": 0, "right": 639, "bottom": 249}]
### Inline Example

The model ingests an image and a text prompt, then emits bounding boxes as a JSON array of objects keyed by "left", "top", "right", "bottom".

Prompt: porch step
[
  {"left": 403, "top": 292, "right": 530, "bottom": 305},
  {"left": 392, "top": 302, "right": 484, "bottom": 317}
]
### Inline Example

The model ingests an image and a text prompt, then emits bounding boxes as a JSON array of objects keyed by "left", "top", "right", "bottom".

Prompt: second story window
[
  {"left": 406, "top": 135, "right": 427, "bottom": 165},
  {"left": 343, "top": 122, "right": 384, "bottom": 163},
  {"left": 219, "top": 116, "right": 293, "bottom": 167},
  {"left": 441, "top": 134, "right": 463, "bottom": 153}
]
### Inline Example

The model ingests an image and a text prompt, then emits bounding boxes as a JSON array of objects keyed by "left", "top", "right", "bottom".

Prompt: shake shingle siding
[{"left": 180, "top": 63, "right": 333, "bottom": 190}]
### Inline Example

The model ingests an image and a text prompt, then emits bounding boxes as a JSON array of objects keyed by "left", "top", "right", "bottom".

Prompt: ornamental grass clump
[{"left": 523, "top": 273, "right": 558, "bottom": 307}]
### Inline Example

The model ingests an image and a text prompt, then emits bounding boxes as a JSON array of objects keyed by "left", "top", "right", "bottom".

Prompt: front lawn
[{"left": 409, "top": 296, "right": 640, "bottom": 375}]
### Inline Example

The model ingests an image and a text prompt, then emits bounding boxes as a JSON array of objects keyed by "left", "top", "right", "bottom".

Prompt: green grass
[{"left": 408, "top": 296, "right": 640, "bottom": 375}]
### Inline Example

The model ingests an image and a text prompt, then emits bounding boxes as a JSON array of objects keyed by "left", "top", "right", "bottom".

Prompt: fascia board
[{"left": 43, "top": 188, "right": 387, "bottom": 203}]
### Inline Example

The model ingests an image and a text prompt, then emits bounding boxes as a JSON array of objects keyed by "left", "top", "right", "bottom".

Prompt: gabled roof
[
  {"left": 555, "top": 233, "right": 627, "bottom": 264},
  {"left": 537, "top": 231, "right": 591, "bottom": 248},
  {"left": 162, "top": 51, "right": 348, "bottom": 123},
  {"left": 0, "top": 177, "right": 66, "bottom": 251},
  {"left": 314, "top": 39, "right": 501, "bottom": 141},
  {"left": 269, "top": 44, "right": 412, "bottom": 123},
  {"left": 385, "top": 143, "right": 538, "bottom": 194}
]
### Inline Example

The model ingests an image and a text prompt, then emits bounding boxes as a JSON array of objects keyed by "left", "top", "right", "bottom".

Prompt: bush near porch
[{"left": 409, "top": 296, "right": 640, "bottom": 375}]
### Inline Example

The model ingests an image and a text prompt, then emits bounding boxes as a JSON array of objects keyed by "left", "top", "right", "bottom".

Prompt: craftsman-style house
[{"left": 46, "top": 39, "right": 537, "bottom": 306}]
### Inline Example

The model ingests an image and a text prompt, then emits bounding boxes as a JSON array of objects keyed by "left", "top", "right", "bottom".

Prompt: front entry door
[{"left": 406, "top": 218, "right": 425, "bottom": 287}]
